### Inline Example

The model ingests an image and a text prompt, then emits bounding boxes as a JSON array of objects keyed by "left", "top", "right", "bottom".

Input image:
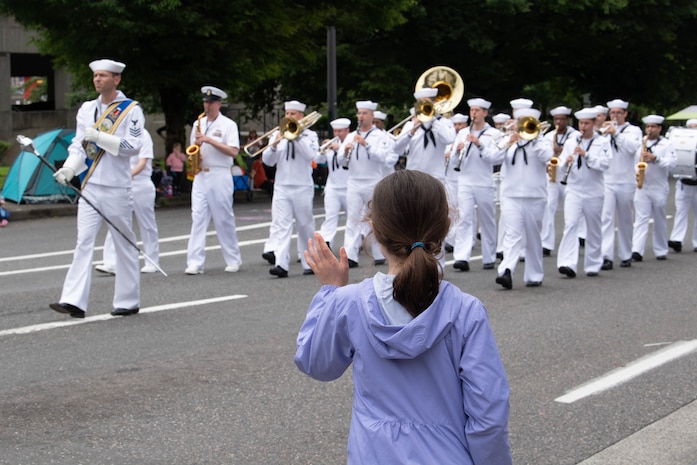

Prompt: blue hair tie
[{"left": 410, "top": 241, "right": 425, "bottom": 251}]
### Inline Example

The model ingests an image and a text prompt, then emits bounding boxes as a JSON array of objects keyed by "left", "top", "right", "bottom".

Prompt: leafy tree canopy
[{"left": 3, "top": 0, "right": 697, "bottom": 143}]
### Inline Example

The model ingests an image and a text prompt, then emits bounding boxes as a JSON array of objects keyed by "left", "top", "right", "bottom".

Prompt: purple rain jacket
[{"left": 295, "top": 278, "right": 512, "bottom": 465}]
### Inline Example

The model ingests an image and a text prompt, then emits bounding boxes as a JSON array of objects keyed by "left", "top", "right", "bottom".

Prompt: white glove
[
  {"left": 84, "top": 127, "right": 99, "bottom": 142},
  {"left": 83, "top": 127, "right": 122, "bottom": 155},
  {"left": 53, "top": 167, "right": 75, "bottom": 186}
]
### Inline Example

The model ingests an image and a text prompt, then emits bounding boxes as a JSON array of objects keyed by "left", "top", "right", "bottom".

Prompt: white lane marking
[
  {"left": 0, "top": 295, "right": 247, "bottom": 337},
  {"left": 555, "top": 340, "right": 697, "bottom": 404},
  {"left": 0, "top": 213, "right": 333, "bottom": 264}
]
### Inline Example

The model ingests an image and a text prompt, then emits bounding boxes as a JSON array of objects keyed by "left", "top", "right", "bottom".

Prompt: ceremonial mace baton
[{"left": 16, "top": 135, "right": 168, "bottom": 277}]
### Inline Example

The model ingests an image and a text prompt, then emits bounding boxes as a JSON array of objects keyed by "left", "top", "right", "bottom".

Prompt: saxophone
[
  {"left": 637, "top": 135, "right": 648, "bottom": 189},
  {"left": 548, "top": 125, "right": 560, "bottom": 183},
  {"left": 186, "top": 112, "right": 205, "bottom": 176}
]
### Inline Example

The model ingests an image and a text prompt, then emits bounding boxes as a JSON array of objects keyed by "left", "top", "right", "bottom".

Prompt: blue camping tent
[{"left": 2, "top": 129, "right": 77, "bottom": 204}]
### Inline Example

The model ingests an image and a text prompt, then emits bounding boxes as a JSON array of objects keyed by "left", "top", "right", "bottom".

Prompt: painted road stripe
[
  {"left": 0, "top": 295, "right": 247, "bottom": 337},
  {"left": 555, "top": 339, "right": 697, "bottom": 404}
]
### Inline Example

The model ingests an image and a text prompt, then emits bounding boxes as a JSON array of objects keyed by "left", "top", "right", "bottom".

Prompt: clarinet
[{"left": 560, "top": 135, "right": 582, "bottom": 186}]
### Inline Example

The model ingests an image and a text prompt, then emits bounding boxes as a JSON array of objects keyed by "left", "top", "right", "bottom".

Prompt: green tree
[{"left": 0, "top": 0, "right": 412, "bottom": 150}]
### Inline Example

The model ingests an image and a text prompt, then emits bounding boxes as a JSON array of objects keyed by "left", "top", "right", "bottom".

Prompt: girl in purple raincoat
[{"left": 295, "top": 170, "right": 512, "bottom": 465}]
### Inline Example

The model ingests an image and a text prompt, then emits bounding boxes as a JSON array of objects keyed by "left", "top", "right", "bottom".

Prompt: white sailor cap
[
  {"left": 356, "top": 100, "right": 378, "bottom": 111},
  {"left": 373, "top": 111, "right": 387, "bottom": 121},
  {"left": 89, "top": 59, "right": 126, "bottom": 74},
  {"left": 550, "top": 106, "right": 572, "bottom": 116},
  {"left": 594, "top": 105, "right": 609, "bottom": 115},
  {"left": 414, "top": 88, "right": 439, "bottom": 100},
  {"left": 467, "top": 98, "right": 491, "bottom": 110},
  {"left": 642, "top": 114, "right": 665, "bottom": 125},
  {"left": 451, "top": 113, "right": 469, "bottom": 124},
  {"left": 492, "top": 113, "right": 511, "bottom": 124},
  {"left": 330, "top": 118, "right": 351, "bottom": 129},
  {"left": 606, "top": 98, "right": 629, "bottom": 110},
  {"left": 686, "top": 118, "right": 697, "bottom": 127},
  {"left": 575, "top": 108, "right": 599, "bottom": 120},
  {"left": 201, "top": 86, "right": 227, "bottom": 101},
  {"left": 514, "top": 108, "right": 541, "bottom": 120},
  {"left": 285, "top": 100, "right": 306, "bottom": 112},
  {"left": 510, "top": 98, "right": 533, "bottom": 109}
]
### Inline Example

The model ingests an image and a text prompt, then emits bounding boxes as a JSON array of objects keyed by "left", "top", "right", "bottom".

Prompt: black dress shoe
[
  {"left": 656, "top": 255, "right": 667, "bottom": 260},
  {"left": 496, "top": 251, "right": 504, "bottom": 260},
  {"left": 558, "top": 266, "right": 576, "bottom": 278},
  {"left": 302, "top": 268, "right": 314, "bottom": 275},
  {"left": 482, "top": 262, "right": 495, "bottom": 270},
  {"left": 519, "top": 256, "right": 525, "bottom": 263},
  {"left": 579, "top": 238, "right": 585, "bottom": 248},
  {"left": 374, "top": 259, "right": 386, "bottom": 266},
  {"left": 495, "top": 268, "right": 512, "bottom": 289},
  {"left": 542, "top": 248, "right": 551, "bottom": 257},
  {"left": 445, "top": 244, "right": 454, "bottom": 253},
  {"left": 632, "top": 252, "right": 643, "bottom": 262},
  {"left": 620, "top": 259, "right": 632, "bottom": 267},
  {"left": 601, "top": 259, "right": 613, "bottom": 270},
  {"left": 269, "top": 266, "right": 288, "bottom": 278},
  {"left": 348, "top": 259, "right": 359, "bottom": 268},
  {"left": 668, "top": 240, "right": 682, "bottom": 252},
  {"left": 111, "top": 307, "right": 139, "bottom": 316},
  {"left": 453, "top": 260, "right": 470, "bottom": 271},
  {"left": 525, "top": 281, "right": 542, "bottom": 287},
  {"left": 262, "top": 251, "right": 276, "bottom": 265},
  {"left": 49, "top": 302, "right": 85, "bottom": 319},
  {"left": 586, "top": 271, "right": 599, "bottom": 277}
]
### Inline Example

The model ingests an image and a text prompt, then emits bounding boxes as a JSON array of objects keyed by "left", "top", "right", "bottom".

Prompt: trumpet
[
  {"left": 243, "top": 111, "right": 322, "bottom": 157},
  {"left": 518, "top": 116, "right": 552, "bottom": 141},
  {"left": 186, "top": 112, "right": 205, "bottom": 176},
  {"left": 319, "top": 136, "right": 340, "bottom": 154},
  {"left": 560, "top": 135, "right": 583, "bottom": 185},
  {"left": 598, "top": 119, "right": 618, "bottom": 136},
  {"left": 637, "top": 135, "right": 648, "bottom": 189}
]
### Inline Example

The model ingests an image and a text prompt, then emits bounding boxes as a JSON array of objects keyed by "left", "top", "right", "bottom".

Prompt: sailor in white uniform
[
  {"left": 50, "top": 58, "right": 144, "bottom": 318},
  {"left": 185, "top": 86, "right": 242, "bottom": 275}
]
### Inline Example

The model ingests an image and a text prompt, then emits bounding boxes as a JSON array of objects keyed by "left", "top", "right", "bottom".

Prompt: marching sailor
[
  {"left": 50, "top": 59, "right": 144, "bottom": 318},
  {"left": 185, "top": 86, "right": 243, "bottom": 275},
  {"left": 631, "top": 115, "right": 676, "bottom": 261}
]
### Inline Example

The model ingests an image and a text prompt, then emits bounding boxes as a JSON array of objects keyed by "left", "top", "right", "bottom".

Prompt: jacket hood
[{"left": 361, "top": 280, "right": 462, "bottom": 360}]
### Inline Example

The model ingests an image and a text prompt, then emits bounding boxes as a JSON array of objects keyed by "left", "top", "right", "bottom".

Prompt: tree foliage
[{"left": 2, "top": 0, "right": 697, "bottom": 144}]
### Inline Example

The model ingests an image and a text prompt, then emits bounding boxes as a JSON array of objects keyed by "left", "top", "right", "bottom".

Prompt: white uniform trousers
[
  {"left": 601, "top": 183, "right": 635, "bottom": 262},
  {"left": 444, "top": 178, "right": 459, "bottom": 247},
  {"left": 186, "top": 169, "right": 241, "bottom": 270},
  {"left": 60, "top": 184, "right": 140, "bottom": 312},
  {"left": 268, "top": 184, "right": 315, "bottom": 271},
  {"left": 103, "top": 178, "right": 159, "bottom": 267},
  {"left": 455, "top": 185, "right": 497, "bottom": 264},
  {"left": 557, "top": 193, "right": 603, "bottom": 274},
  {"left": 541, "top": 182, "right": 564, "bottom": 250},
  {"left": 670, "top": 182, "right": 697, "bottom": 247},
  {"left": 344, "top": 182, "right": 385, "bottom": 264},
  {"left": 497, "top": 197, "right": 545, "bottom": 283},
  {"left": 632, "top": 186, "right": 669, "bottom": 257},
  {"left": 319, "top": 186, "right": 347, "bottom": 249}
]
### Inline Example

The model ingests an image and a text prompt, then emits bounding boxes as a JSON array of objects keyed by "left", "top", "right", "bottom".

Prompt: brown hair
[{"left": 368, "top": 170, "right": 450, "bottom": 317}]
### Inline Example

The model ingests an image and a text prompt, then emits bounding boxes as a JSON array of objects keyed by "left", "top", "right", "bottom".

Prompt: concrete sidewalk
[
  {"left": 3, "top": 194, "right": 192, "bottom": 222},
  {"left": 577, "top": 399, "right": 697, "bottom": 465}
]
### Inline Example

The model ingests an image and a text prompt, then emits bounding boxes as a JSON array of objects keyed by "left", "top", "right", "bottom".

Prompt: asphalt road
[{"left": 1, "top": 186, "right": 696, "bottom": 464}]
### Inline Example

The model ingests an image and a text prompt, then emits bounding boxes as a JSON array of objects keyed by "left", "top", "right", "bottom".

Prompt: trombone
[{"left": 243, "top": 111, "right": 322, "bottom": 157}]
